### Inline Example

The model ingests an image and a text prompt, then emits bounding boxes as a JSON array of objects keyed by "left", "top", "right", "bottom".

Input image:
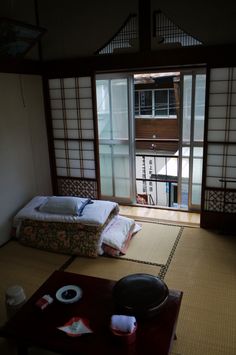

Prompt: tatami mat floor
[
  {"left": 166, "top": 227, "right": 236, "bottom": 355},
  {"left": 0, "top": 208, "right": 235, "bottom": 355}
]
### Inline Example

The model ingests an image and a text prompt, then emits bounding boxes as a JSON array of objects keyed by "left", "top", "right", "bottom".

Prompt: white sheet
[{"left": 13, "top": 196, "right": 118, "bottom": 229}]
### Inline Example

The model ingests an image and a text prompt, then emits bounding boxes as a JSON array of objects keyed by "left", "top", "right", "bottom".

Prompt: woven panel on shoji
[
  {"left": 48, "top": 77, "right": 98, "bottom": 198},
  {"left": 204, "top": 68, "right": 236, "bottom": 212},
  {"left": 57, "top": 178, "right": 97, "bottom": 199}
]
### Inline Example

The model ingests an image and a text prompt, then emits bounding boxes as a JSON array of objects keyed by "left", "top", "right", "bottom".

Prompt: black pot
[{"left": 112, "top": 273, "right": 169, "bottom": 318}]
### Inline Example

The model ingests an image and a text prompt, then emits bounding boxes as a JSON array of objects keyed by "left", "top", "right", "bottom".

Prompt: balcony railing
[{"left": 136, "top": 152, "right": 179, "bottom": 207}]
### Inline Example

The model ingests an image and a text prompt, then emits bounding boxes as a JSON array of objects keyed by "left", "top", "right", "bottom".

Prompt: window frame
[{"left": 135, "top": 88, "right": 177, "bottom": 119}]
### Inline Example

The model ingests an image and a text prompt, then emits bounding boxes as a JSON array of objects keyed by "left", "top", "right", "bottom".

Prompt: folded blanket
[{"left": 13, "top": 196, "right": 119, "bottom": 229}]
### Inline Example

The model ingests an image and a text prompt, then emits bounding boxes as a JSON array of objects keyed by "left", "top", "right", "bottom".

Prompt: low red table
[{"left": 0, "top": 270, "right": 183, "bottom": 355}]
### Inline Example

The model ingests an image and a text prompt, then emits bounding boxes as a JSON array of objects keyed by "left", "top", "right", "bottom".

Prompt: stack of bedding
[{"left": 12, "top": 196, "right": 139, "bottom": 258}]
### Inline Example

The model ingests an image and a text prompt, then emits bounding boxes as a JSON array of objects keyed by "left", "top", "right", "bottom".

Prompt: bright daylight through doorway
[{"left": 96, "top": 69, "right": 206, "bottom": 212}]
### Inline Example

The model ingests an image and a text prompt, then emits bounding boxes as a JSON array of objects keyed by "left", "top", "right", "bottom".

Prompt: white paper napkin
[{"left": 58, "top": 317, "right": 93, "bottom": 337}]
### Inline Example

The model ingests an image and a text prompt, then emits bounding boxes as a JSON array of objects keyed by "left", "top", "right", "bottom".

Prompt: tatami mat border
[
  {"left": 61, "top": 224, "right": 185, "bottom": 278},
  {"left": 58, "top": 255, "right": 77, "bottom": 271},
  {"left": 158, "top": 226, "right": 184, "bottom": 279}
]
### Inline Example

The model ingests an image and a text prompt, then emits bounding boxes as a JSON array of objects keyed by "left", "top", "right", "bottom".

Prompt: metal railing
[{"left": 135, "top": 152, "right": 178, "bottom": 207}]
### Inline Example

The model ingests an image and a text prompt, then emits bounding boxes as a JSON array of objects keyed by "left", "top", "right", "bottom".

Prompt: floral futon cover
[{"left": 13, "top": 196, "right": 119, "bottom": 257}]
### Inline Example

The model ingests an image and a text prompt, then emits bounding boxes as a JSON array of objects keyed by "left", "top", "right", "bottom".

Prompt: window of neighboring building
[{"left": 135, "top": 88, "right": 177, "bottom": 118}]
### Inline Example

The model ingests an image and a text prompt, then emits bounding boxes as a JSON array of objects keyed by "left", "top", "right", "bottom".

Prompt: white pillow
[
  {"left": 38, "top": 196, "right": 82, "bottom": 215},
  {"left": 100, "top": 215, "right": 136, "bottom": 254}
]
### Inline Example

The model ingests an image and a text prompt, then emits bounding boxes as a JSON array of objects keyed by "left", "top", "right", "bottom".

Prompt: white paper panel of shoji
[
  {"left": 81, "top": 130, "right": 94, "bottom": 139},
  {"left": 206, "top": 177, "right": 222, "bottom": 188},
  {"left": 49, "top": 79, "right": 61, "bottom": 89},
  {"left": 70, "top": 169, "right": 82, "bottom": 177},
  {"left": 83, "top": 170, "right": 96, "bottom": 179},
  {"left": 50, "top": 89, "right": 62, "bottom": 99},
  {"left": 78, "top": 77, "right": 91, "bottom": 87},
  {"left": 69, "top": 159, "right": 80, "bottom": 169},
  {"left": 66, "top": 120, "right": 78, "bottom": 130},
  {"left": 56, "top": 158, "right": 67, "bottom": 168},
  {"left": 68, "top": 149, "right": 80, "bottom": 159},
  {"left": 56, "top": 168, "right": 67, "bottom": 176},
  {"left": 229, "top": 131, "right": 236, "bottom": 142},
  {"left": 209, "top": 93, "right": 228, "bottom": 106},
  {"left": 64, "top": 88, "right": 76, "bottom": 99},
  {"left": 210, "top": 68, "right": 232, "bottom": 80},
  {"left": 82, "top": 150, "right": 95, "bottom": 160},
  {"left": 81, "top": 119, "right": 94, "bottom": 130},
  {"left": 54, "top": 140, "right": 65, "bottom": 149},
  {"left": 67, "top": 130, "right": 79, "bottom": 139},
  {"left": 63, "top": 78, "right": 76, "bottom": 88},
  {"left": 209, "top": 81, "right": 229, "bottom": 94},
  {"left": 49, "top": 76, "right": 96, "bottom": 181},
  {"left": 65, "top": 109, "right": 78, "bottom": 119},
  {"left": 79, "top": 88, "right": 92, "bottom": 98},
  {"left": 208, "top": 106, "right": 227, "bottom": 118},
  {"left": 52, "top": 120, "right": 64, "bottom": 129},
  {"left": 226, "top": 167, "right": 236, "bottom": 179},
  {"left": 79, "top": 98, "right": 93, "bottom": 109},
  {"left": 231, "top": 93, "right": 236, "bottom": 104},
  {"left": 80, "top": 108, "right": 93, "bottom": 119},
  {"left": 230, "top": 107, "right": 236, "bottom": 117},
  {"left": 206, "top": 165, "right": 223, "bottom": 178},
  {"left": 228, "top": 144, "right": 236, "bottom": 155},
  {"left": 207, "top": 153, "right": 224, "bottom": 167},
  {"left": 83, "top": 160, "right": 95, "bottom": 170},
  {"left": 50, "top": 100, "right": 63, "bottom": 110},
  {"left": 51, "top": 110, "right": 63, "bottom": 119},
  {"left": 53, "top": 129, "right": 65, "bottom": 139},
  {"left": 229, "top": 119, "right": 236, "bottom": 130},
  {"left": 65, "top": 99, "right": 77, "bottom": 109},
  {"left": 207, "top": 131, "right": 226, "bottom": 141},
  {"left": 55, "top": 149, "right": 66, "bottom": 159},
  {"left": 208, "top": 118, "right": 226, "bottom": 131}
]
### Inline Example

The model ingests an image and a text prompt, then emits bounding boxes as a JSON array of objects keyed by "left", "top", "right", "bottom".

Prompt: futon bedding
[{"left": 13, "top": 196, "right": 119, "bottom": 257}]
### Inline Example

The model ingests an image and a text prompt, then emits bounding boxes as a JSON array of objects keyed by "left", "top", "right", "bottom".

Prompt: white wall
[{"left": 0, "top": 73, "right": 52, "bottom": 246}]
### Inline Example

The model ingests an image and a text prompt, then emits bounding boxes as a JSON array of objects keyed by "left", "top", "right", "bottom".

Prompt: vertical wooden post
[
  {"left": 139, "top": 0, "right": 151, "bottom": 52},
  {"left": 34, "top": 0, "right": 43, "bottom": 61}
]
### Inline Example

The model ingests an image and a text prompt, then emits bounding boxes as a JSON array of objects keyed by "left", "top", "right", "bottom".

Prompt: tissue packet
[
  {"left": 35, "top": 294, "right": 53, "bottom": 310},
  {"left": 57, "top": 317, "right": 93, "bottom": 337},
  {"left": 111, "top": 315, "right": 137, "bottom": 333}
]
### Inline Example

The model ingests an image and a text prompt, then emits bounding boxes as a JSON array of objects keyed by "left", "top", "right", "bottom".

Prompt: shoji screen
[
  {"left": 202, "top": 67, "right": 236, "bottom": 227},
  {"left": 48, "top": 76, "right": 98, "bottom": 198}
]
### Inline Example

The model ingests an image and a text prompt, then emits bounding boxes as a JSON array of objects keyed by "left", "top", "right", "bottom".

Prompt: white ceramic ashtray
[{"left": 55, "top": 285, "right": 82, "bottom": 304}]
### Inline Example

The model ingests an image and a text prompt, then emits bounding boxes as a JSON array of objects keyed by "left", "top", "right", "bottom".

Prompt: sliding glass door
[
  {"left": 95, "top": 69, "right": 206, "bottom": 210},
  {"left": 179, "top": 70, "right": 206, "bottom": 210},
  {"left": 96, "top": 74, "right": 135, "bottom": 203}
]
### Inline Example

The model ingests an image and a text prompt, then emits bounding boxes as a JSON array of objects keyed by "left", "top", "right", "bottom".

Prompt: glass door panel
[
  {"left": 179, "top": 71, "right": 206, "bottom": 210},
  {"left": 180, "top": 148, "right": 189, "bottom": 208},
  {"left": 111, "top": 79, "right": 129, "bottom": 139},
  {"left": 99, "top": 144, "right": 113, "bottom": 196},
  {"left": 96, "top": 79, "right": 111, "bottom": 139},
  {"left": 191, "top": 147, "right": 203, "bottom": 205},
  {"left": 113, "top": 145, "right": 130, "bottom": 198},
  {"left": 190, "top": 74, "right": 206, "bottom": 208},
  {"left": 182, "top": 75, "right": 192, "bottom": 142},
  {"left": 96, "top": 75, "right": 134, "bottom": 202},
  {"left": 194, "top": 75, "right": 206, "bottom": 141}
]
